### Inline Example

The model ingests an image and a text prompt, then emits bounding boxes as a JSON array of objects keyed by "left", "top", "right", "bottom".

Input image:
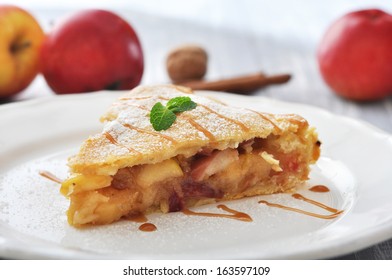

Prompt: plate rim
[
  {"left": 1, "top": 90, "right": 392, "bottom": 260},
  {"left": 2, "top": 90, "right": 391, "bottom": 138}
]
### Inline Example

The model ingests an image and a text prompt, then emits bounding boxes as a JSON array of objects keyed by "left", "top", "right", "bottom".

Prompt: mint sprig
[
  {"left": 167, "top": 96, "right": 197, "bottom": 113},
  {"left": 150, "top": 97, "right": 197, "bottom": 131}
]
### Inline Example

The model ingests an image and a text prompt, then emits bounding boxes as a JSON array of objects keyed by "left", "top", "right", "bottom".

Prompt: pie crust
[{"left": 61, "top": 85, "right": 321, "bottom": 226}]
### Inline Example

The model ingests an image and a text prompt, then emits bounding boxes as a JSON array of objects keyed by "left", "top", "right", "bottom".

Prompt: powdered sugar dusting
[
  {"left": 70, "top": 85, "right": 304, "bottom": 173},
  {"left": 0, "top": 153, "right": 349, "bottom": 258}
]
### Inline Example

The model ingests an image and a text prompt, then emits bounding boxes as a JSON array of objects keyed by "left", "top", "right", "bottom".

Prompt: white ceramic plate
[{"left": 0, "top": 91, "right": 391, "bottom": 260}]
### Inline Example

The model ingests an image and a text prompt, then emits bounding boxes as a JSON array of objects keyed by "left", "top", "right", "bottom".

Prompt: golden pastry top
[{"left": 68, "top": 85, "right": 310, "bottom": 175}]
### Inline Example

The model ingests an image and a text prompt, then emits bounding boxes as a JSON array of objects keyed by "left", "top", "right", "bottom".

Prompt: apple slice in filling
[{"left": 63, "top": 133, "right": 319, "bottom": 226}]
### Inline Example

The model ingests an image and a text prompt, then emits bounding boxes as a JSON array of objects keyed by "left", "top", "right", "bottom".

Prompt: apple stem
[{"left": 11, "top": 41, "right": 31, "bottom": 54}]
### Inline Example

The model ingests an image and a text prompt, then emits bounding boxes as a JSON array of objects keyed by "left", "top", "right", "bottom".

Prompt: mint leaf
[
  {"left": 166, "top": 96, "right": 197, "bottom": 113},
  {"left": 150, "top": 102, "right": 177, "bottom": 131},
  {"left": 150, "top": 97, "right": 197, "bottom": 131}
]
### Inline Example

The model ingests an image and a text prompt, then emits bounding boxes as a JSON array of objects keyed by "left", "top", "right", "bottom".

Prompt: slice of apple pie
[{"left": 61, "top": 85, "right": 320, "bottom": 226}]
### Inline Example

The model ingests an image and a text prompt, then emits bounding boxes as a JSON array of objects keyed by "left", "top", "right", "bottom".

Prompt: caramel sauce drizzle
[
  {"left": 258, "top": 200, "right": 342, "bottom": 219},
  {"left": 248, "top": 109, "right": 282, "bottom": 132},
  {"left": 111, "top": 102, "right": 149, "bottom": 111},
  {"left": 258, "top": 193, "right": 343, "bottom": 220},
  {"left": 292, "top": 193, "right": 340, "bottom": 213},
  {"left": 125, "top": 214, "right": 158, "bottom": 232},
  {"left": 118, "top": 96, "right": 211, "bottom": 143},
  {"left": 104, "top": 132, "right": 140, "bottom": 154},
  {"left": 198, "top": 104, "right": 250, "bottom": 132},
  {"left": 138, "top": 223, "right": 157, "bottom": 232},
  {"left": 104, "top": 131, "right": 119, "bottom": 145},
  {"left": 118, "top": 95, "right": 248, "bottom": 142},
  {"left": 172, "top": 85, "right": 193, "bottom": 94},
  {"left": 125, "top": 213, "right": 148, "bottom": 223},
  {"left": 160, "top": 95, "right": 217, "bottom": 141},
  {"left": 39, "top": 170, "right": 63, "bottom": 184},
  {"left": 157, "top": 96, "right": 249, "bottom": 132},
  {"left": 121, "top": 95, "right": 218, "bottom": 141},
  {"left": 203, "top": 95, "right": 227, "bottom": 105},
  {"left": 156, "top": 96, "right": 170, "bottom": 101},
  {"left": 124, "top": 102, "right": 149, "bottom": 111},
  {"left": 309, "top": 185, "right": 330, "bottom": 193},
  {"left": 122, "top": 123, "right": 178, "bottom": 144},
  {"left": 208, "top": 101, "right": 280, "bottom": 132},
  {"left": 182, "top": 204, "right": 253, "bottom": 222},
  {"left": 183, "top": 116, "right": 216, "bottom": 141}
]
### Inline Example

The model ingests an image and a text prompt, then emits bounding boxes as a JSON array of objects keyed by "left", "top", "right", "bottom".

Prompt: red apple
[
  {"left": 41, "top": 10, "right": 144, "bottom": 94},
  {"left": 317, "top": 9, "right": 392, "bottom": 101},
  {"left": 0, "top": 5, "right": 45, "bottom": 98}
]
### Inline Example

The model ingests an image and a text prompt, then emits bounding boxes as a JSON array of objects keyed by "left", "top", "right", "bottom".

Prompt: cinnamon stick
[{"left": 179, "top": 72, "right": 291, "bottom": 94}]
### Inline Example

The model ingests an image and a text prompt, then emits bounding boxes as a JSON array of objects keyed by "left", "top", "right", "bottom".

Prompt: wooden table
[{"left": 2, "top": 0, "right": 392, "bottom": 259}]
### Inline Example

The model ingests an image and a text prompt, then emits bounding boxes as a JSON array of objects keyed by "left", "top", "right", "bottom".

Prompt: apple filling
[{"left": 63, "top": 132, "right": 319, "bottom": 226}]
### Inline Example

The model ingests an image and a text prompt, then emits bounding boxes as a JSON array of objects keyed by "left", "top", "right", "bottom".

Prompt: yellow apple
[{"left": 0, "top": 5, "right": 45, "bottom": 98}]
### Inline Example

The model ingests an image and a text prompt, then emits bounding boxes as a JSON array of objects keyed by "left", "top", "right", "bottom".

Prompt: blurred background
[{"left": 6, "top": 0, "right": 392, "bottom": 132}]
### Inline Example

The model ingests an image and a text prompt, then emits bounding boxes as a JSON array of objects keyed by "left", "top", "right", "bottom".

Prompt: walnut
[{"left": 166, "top": 45, "right": 208, "bottom": 83}]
